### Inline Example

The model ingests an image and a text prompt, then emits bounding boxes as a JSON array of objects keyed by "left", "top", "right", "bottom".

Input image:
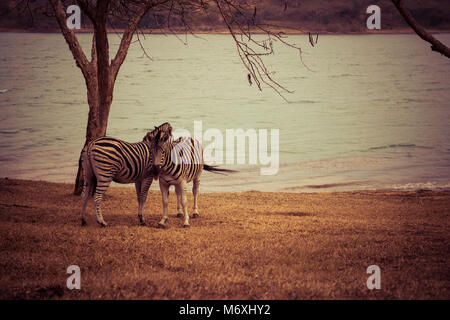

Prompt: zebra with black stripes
[
  {"left": 148, "top": 125, "right": 235, "bottom": 228},
  {"left": 80, "top": 123, "right": 173, "bottom": 227}
]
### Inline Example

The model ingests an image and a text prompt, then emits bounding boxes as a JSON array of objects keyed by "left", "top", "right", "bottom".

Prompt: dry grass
[{"left": 0, "top": 178, "right": 449, "bottom": 299}]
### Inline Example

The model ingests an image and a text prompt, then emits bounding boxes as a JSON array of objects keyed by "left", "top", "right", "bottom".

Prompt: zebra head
[
  {"left": 152, "top": 130, "right": 172, "bottom": 171},
  {"left": 143, "top": 122, "right": 172, "bottom": 145},
  {"left": 145, "top": 122, "right": 173, "bottom": 172}
]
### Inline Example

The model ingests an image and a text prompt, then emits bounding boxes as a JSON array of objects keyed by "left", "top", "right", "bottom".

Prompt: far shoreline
[{"left": 1, "top": 27, "right": 450, "bottom": 35}]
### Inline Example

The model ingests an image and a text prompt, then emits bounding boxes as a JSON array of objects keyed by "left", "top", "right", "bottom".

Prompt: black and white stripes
[
  {"left": 158, "top": 137, "right": 204, "bottom": 183},
  {"left": 80, "top": 122, "right": 172, "bottom": 227},
  {"left": 80, "top": 122, "right": 234, "bottom": 228},
  {"left": 81, "top": 136, "right": 157, "bottom": 226},
  {"left": 151, "top": 135, "right": 204, "bottom": 228},
  {"left": 149, "top": 124, "right": 236, "bottom": 228}
]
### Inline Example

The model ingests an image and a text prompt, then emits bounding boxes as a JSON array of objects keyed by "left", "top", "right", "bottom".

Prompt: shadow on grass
[
  {"left": 271, "top": 211, "right": 313, "bottom": 217},
  {"left": 78, "top": 212, "right": 204, "bottom": 229},
  {"left": 7, "top": 285, "right": 65, "bottom": 300}
]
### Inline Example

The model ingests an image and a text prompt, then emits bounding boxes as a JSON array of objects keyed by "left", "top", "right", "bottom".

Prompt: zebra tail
[
  {"left": 81, "top": 145, "right": 97, "bottom": 197},
  {"left": 90, "top": 176, "right": 97, "bottom": 196},
  {"left": 203, "top": 164, "right": 238, "bottom": 175}
]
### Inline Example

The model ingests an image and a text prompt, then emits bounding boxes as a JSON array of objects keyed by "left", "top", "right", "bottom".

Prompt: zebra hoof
[
  {"left": 157, "top": 223, "right": 166, "bottom": 229},
  {"left": 176, "top": 213, "right": 183, "bottom": 218},
  {"left": 97, "top": 221, "right": 108, "bottom": 227},
  {"left": 192, "top": 213, "right": 199, "bottom": 218},
  {"left": 183, "top": 224, "right": 190, "bottom": 228},
  {"left": 81, "top": 219, "right": 87, "bottom": 226},
  {"left": 139, "top": 221, "right": 147, "bottom": 226}
]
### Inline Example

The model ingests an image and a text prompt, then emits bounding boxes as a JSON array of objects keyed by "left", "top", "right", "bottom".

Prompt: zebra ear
[
  {"left": 164, "top": 122, "right": 172, "bottom": 132},
  {"left": 143, "top": 131, "right": 153, "bottom": 143},
  {"left": 160, "top": 122, "right": 172, "bottom": 137}
]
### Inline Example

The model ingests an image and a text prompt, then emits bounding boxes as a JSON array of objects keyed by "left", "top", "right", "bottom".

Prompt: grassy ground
[{"left": 0, "top": 178, "right": 449, "bottom": 299}]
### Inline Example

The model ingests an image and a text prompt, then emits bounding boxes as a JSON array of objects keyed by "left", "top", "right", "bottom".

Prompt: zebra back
[
  {"left": 160, "top": 137, "right": 204, "bottom": 182},
  {"left": 86, "top": 137, "right": 155, "bottom": 183}
]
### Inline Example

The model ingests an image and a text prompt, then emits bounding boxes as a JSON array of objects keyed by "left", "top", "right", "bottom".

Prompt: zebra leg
[
  {"left": 157, "top": 180, "right": 170, "bottom": 228},
  {"left": 192, "top": 177, "right": 200, "bottom": 218},
  {"left": 176, "top": 192, "right": 183, "bottom": 218},
  {"left": 135, "top": 180, "right": 145, "bottom": 226},
  {"left": 136, "top": 177, "right": 153, "bottom": 226},
  {"left": 175, "top": 181, "right": 189, "bottom": 228},
  {"left": 81, "top": 151, "right": 95, "bottom": 226},
  {"left": 93, "top": 178, "right": 112, "bottom": 227}
]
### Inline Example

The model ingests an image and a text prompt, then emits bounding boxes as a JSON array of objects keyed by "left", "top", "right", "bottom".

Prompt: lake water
[{"left": 0, "top": 32, "right": 449, "bottom": 192}]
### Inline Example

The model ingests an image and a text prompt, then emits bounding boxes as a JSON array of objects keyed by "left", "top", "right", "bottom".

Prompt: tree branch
[
  {"left": 392, "top": 0, "right": 450, "bottom": 58},
  {"left": 214, "top": 0, "right": 304, "bottom": 101},
  {"left": 75, "top": 0, "right": 96, "bottom": 24},
  {"left": 110, "top": 2, "right": 160, "bottom": 81},
  {"left": 49, "top": 0, "right": 91, "bottom": 75}
]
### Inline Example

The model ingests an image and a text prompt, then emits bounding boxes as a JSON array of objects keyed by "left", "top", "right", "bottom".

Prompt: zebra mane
[
  {"left": 155, "top": 122, "right": 172, "bottom": 135},
  {"left": 142, "top": 122, "right": 173, "bottom": 144}
]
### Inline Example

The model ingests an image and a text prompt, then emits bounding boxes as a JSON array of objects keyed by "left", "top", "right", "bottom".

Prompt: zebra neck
[
  {"left": 138, "top": 141, "right": 154, "bottom": 172},
  {"left": 161, "top": 142, "right": 177, "bottom": 171}
]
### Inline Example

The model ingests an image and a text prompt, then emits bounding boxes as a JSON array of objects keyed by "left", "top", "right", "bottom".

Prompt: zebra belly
[
  {"left": 112, "top": 173, "right": 147, "bottom": 184},
  {"left": 112, "top": 177, "right": 134, "bottom": 184},
  {"left": 158, "top": 171, "right": 201, "bottom": 185},
  {"left": 158, "top": 174, "right": 186, "bottom": 185}
]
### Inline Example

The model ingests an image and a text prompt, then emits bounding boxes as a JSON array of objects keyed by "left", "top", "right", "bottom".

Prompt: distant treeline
[{"left": 1, "top": 0, "right": 449, "bottom": 32}]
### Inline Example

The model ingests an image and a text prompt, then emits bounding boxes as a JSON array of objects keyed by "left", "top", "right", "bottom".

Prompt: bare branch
[
  {"left": 75, "top": 0, "right": 95, "bottom": 24},
  {"left": 212, "top": 0, "right": 307, "bottom": 100},
  {"left": 48, "top": 0, "right": 91, "bottom": 76},
  {"left": 136, "top": 31, "right": 153, "bottom": 60},
  {"left": 392, "top": 0, "right": 450, "bottom": 58},
  {"left": 110, "top": 1, "right": 162, "bottom": 80}
]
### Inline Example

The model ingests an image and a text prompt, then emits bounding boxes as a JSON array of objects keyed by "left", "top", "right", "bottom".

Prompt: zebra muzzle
[{"left": 150, "top": 165, "right": 161, "bottom": 179}]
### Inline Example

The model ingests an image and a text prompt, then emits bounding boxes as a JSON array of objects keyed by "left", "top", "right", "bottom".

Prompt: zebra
[
  {"left": 80, "top": 123, "right": 173, "bottom": 227},
  {"left": 148, "top": 124, "right": 236, "bottom": 228}
]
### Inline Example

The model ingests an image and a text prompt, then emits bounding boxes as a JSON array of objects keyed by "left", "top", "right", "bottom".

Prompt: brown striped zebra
[
  {"left": 80, "top": 123, "right": 173, "bottom": 227},
  {"left": 146, "top": 124, "right": 236, "bottom": 228}
]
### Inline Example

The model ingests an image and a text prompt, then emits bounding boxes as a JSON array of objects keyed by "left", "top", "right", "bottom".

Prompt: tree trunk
[
  {"left": 73, "top": 3, "right": 113, "bottom": 195},
  {"left": 64, "top": 0, "right": 147, "bottom": 195},
  {"left": 73, "top": 61, "right": 112, "bottom": 195},
  {"left": 50, "top": 0, "right": 148, "bottom": 195},
  {"left": 72, "top": 94, "right": 111, "bottom": 195},
  {"left": 72, "top": 119, "right": 109, "bottom": 195}
]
